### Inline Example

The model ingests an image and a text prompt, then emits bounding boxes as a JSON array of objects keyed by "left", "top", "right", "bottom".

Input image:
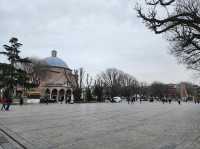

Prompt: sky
[{"left": 0, "top": 0, "right": 196, "bottom": 84}]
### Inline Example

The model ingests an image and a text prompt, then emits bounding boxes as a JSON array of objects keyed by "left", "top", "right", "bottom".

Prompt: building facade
[
  {"left": 166, "top": 84, "right": 177, "bottom": 97},
  {"left": 32, "top": 50, "right": 78, "bottom": 103}
]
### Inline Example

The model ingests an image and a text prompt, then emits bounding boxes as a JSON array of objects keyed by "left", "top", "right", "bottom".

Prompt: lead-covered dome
[{"left": 44, "top": 50, "right": 69, "bottom": 69}]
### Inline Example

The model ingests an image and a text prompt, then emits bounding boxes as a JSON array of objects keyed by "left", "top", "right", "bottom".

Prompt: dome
[{"left": 44, "top": 50, "right": 69, "bottom": 69}]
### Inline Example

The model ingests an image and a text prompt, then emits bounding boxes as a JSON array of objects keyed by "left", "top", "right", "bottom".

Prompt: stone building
[
  {"left": 166, "top": 84, "right": 177, "bottom": 97},
  {"left": 32, "top": 50, "right": 78, "bottom": 103},
  {"left": 180, "top": 83, "right": 188, "bottom": 101}
]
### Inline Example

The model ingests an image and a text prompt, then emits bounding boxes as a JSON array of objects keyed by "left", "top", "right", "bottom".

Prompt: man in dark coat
[
  {"left": 1, "top": 97, "right": 7, "bottom": 111},
  {"left": 19, "top": 92, "right": 24, "bottom": 105}
]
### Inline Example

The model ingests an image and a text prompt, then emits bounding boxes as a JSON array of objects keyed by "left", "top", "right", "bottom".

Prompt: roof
[
  {"left": 44, "top": 57, "right": 69, "bottom": 69},
  {"left": 43, "top": 50, "right": 69, "bottom": 69}
]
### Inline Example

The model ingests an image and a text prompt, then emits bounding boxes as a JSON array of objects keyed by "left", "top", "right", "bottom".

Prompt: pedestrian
[
  {"left": 6, "top": 97, "right": 12, "bottom": 111},
  {"left": 45, "top": 95, "right": 48, "bottom": 104},
  {"left": 1, "top": 97, "right": 6, "bottom": 111},
  {"left": 2, "top": 89, "right": 12, "bottom": 111},
  {"left": 178, "top": 99, "right": 181, "bottom": 105},
  {"left": 162, "top": 98, "right": 165, "bottom": 104},
  {"left": 19, "top": 93, "right": 24, "bottom": 106},
  {"left": 134, "top": 97, "right": 136, "bottom": 102},
  {"left": 168, "top": 98, "right": 172, "bottom": 104},
  {"left": 127, "top": 98, "right": 130, "bottom": 104},
  {"left": 131, "top": 97, "right": 135, "bottom": 104}
]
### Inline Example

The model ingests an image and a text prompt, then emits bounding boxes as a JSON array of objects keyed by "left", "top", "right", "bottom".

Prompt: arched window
[
  {"left": 59, "top": 89, "right": 65, "bottom": 102},
  {"left": 51, "top": 89, "right": 58, "bottom": 101}
]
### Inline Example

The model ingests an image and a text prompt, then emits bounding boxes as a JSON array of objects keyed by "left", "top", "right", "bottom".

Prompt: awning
[{"left": 27, "top": 92, "right": 41, "bottom": 96}]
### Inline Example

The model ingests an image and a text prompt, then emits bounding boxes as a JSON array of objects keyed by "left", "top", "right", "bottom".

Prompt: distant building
[
  {"left": 180, "top": 83, "right": 188, "bottom": 100},
  {"left": 166, "top": 84, "right": 177, "bottom": 97},
  {"left": 29, "top": 50, "right": 78, "bottom": 103}
]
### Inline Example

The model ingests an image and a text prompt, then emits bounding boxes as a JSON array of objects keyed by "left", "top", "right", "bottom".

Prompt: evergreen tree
[{"left": 0, "top": 37, "right": 31, "bottom": 98}]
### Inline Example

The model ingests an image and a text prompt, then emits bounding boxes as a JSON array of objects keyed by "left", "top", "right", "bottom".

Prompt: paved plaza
[{"left": 0, "top": 102, "right": 200, "bottom": 149}]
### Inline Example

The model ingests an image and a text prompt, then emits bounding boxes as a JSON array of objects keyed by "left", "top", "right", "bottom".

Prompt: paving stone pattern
[
  {"left": 0, "top": 102, "right": 200, "bottom": 149},
  {"left": 0, "top": 131, "right": 22, "bottom": 149}
]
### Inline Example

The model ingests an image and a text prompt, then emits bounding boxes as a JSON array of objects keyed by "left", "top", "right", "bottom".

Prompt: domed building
[{"left": 35, "top": 50, "right": 78, "bottom": 103}]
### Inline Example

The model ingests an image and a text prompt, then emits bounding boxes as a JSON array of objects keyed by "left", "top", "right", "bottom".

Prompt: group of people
[
  {"left": 127, "top": 97, "right": 137, "bottom": 104},
  {"left": 42, "top": 95, "right": 72, "bottom": 104},
  {"left": 125, "top": 96, "right": 196, "bottom": 105},
  {"left": 0, "top": 89, "right": 12, "bottom": 111},
  {"left": 0, "top": 88, "right": 24, "bottom": 111}
]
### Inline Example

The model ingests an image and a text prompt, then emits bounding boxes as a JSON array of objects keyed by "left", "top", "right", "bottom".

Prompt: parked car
[
  {"left": 27, "top": 99, "right": 40, "bottom": 104},
  {"left": 112, "top": 97, "right": 122, "bottom": 103}
]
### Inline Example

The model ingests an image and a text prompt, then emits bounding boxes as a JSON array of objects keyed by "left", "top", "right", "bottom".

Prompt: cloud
[{"left": 0, "top": 0, "right": 195, "bottom": 84}]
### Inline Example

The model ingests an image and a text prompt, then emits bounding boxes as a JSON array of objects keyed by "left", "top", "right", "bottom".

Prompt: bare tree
[
  {"left": 19, "top": 57, "right": 48, "bottom": 87},
  {"left": 85, "top": 73, "right": 93, "bottom": 101},
  {"left": 29, "top": 58, "right": 48, "bottom": 80},
  {"left": 99, "top": 68, "right": 123, "bottom": 98},
  {"left": 97, "top": 68, "right": 138, "bottom": 98},
  {"left": 73, "top": 67, "right": 85, "bottom": 102},
  {"left": 85, "top": 73, "right": 93, "bottom": 88},
  {"left": 93, "top": 78, "right": 104, "bottom": 102},
  {"left": 149, "top": 82, "right": 168, "bottom": 99},
  {"left": 136, "top": 0, "right": 200, "bottom": 70},
  {"left": 138, "top": 82, "right": 149, "bottom": 98},
  {"left": 79, "top": 67, "right": 85, "bottom": 89}
]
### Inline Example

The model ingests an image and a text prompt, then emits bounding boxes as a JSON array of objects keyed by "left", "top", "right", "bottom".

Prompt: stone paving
[
  {"left": 0, "top": 102, "right": 200, "bottom": 149},
  {"left": 0, "top": 131, "right": 22, "bottom": 149}
]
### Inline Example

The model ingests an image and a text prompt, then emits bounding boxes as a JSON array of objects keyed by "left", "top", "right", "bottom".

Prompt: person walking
[
  {"left": 1, "top": 97, "right": 7, "bottom": 111},
  {"left": 6, "top": 97, "right": 12, "bottom": 111},
  {"left": 1, "top": 89, "right": 11, "bottom": 111},
  {"left": 127, "top": 97, "right": 130, "bottom": 104},
  {"left": 178, "top": 99, "right": 181, "bottom": 105},
  {"left": 45, "top": 95, "right": 48, "bottom": 105},
  {"left": 131, "top": 97, "right": 134, "bottom": 104},
  {"left": 19, "top": 93, "right": 24, "bottom": 106},
  {"left": 168, "top": 98, "right": 172, "bottom": 104},
  {"left": 162, "top": 97, "right": 165, "bottom": 104}
]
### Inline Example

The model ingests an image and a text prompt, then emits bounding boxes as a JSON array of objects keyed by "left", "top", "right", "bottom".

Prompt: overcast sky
[{"left": 0, "top": 0, "right": 196, "bottom": 84}]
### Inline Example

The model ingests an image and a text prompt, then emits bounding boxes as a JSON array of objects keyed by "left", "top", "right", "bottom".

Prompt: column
[
  {"left": 70, "top": 89, "right": 74, "bottom": 103},
  {"left": 64, "top": 90, "right": 66, "bottom": 101},
  {"left": 56, "top": 89, "right": 59, "bottom": 103},
  {"left": 49, "top": 89, "right": 52, "bottom": 100}
]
